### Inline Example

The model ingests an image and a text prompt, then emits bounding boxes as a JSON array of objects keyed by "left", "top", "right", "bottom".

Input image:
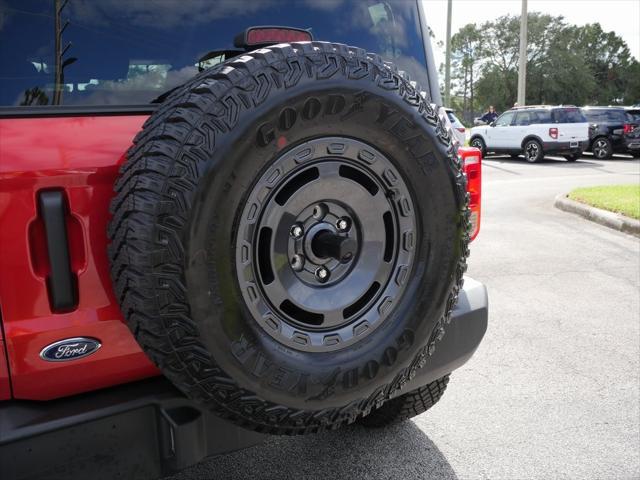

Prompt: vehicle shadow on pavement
[{"left": 165, "top": 421, "right": 458, "bottom": 480}]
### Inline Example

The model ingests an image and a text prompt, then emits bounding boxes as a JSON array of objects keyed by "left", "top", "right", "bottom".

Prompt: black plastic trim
[
  {"left": 396, "top": 276, "right": 488, "bottom": 395},
  {"left": 541, "top": 140, "right": 587, "bottom": 154},
  {"left": 520, "top": 134, "right": 545, "bottom": 149},
  {"left": 38, "top": 191, "right": 77, "bottom": 312},
  {"left": 0, "top": 378, "right": 265, "bottom": 479},
  {"left": 0, "top": 104, "right": 156, "bottom": 119}
]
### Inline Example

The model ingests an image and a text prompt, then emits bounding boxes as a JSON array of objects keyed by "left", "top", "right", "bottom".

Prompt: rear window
[
  {"left": 582, "top": 108, "right": 627, "bottom": 124},
  {"left": 626, "top": 110, "right": 640, "bottom": 123},
  {"left": 552, "top": 108, "right": 587, "bottom": 123},
  {"left": 0, "top": 0, "right": 429, "bottom": 108},
  {"left": 446, "top": 111, "right": 463, "bottom": 126}
]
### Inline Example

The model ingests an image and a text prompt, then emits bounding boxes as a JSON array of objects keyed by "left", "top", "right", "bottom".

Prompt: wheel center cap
[
  {"left": 311, "top": 229, "right": 357, "bottom": 263},
  {"left": 302, "top": 221, "right": 356, "bottom": 269}
]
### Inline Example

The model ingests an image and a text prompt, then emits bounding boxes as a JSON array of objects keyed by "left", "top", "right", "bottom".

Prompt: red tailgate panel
[{"left": 0, "top": 115, "right": 159, "bottom": 400}]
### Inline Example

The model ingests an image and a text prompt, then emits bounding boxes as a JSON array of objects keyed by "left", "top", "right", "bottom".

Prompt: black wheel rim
[
  {"left": 236, "top": 137, "right": 417, "bottom": 352},
  {"left": 471, "top": 139, "right": 482, "bottom": 149},
  {"left": 525, "top": 142, "right": 539, "bottom": 161}
]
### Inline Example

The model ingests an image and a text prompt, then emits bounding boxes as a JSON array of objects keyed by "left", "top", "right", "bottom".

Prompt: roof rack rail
[
  {"left": 511, "top": 104, "right": 577, "bottom": 110},
  {"left": 582, "top": 105, "right": 629, "bottom": 109}
]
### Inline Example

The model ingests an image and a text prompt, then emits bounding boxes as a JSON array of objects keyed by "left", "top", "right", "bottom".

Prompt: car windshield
[{"left": 0, "top": 0, "right": 429, "bottom": 107}]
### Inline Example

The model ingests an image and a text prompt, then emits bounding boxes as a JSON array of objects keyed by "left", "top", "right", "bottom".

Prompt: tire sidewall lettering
[
  {"left": 230, "top": 328, "right": 415, "bottom": 397},
  {"left": 256, "top": 94, "right": 348, "bottom": 147}
]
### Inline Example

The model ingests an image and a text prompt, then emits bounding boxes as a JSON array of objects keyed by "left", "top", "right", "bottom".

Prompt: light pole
[
  {"left": 517, "top": 0, "right": 528, "bottom": 106},
  {"left": 444, "top": 0, "right": 453, "bottom": 107}
]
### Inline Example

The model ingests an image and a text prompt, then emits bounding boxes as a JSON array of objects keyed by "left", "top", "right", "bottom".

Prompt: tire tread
[
  {"left": 108, "top": 41, "right": 470, "bottom": 435},
  {"left": 359, "top": 375, "right": 450, "bottom": 427}
]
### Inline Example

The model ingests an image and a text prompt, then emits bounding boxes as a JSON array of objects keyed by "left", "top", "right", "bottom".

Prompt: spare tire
[{"left": 108, "top": 42, "right": 469, "bottom": 435}]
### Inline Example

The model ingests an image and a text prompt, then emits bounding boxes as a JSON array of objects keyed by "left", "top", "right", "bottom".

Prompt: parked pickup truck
[{"left": 0, "top": 1, "right": 487, "bottom": 478}]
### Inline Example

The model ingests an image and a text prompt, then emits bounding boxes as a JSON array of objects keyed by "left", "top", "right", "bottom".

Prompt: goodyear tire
[
  {"left": 359, "top": 375, "right": 449, "bottom": 427},
  {"left": 108, "top": 42, "right": 470, "bottom": 435}
]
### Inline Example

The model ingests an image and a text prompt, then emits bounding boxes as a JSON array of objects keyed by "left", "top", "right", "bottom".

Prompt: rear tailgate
[
  {"left": 553, "top": 108, "right": 590, "bottom": 143},
  {"left": 558, "top": 122, "right": 590, "bottom": 142}
]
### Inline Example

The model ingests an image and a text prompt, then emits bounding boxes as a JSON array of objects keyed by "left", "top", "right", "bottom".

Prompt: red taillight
[
  {"left": 623, "top": 124, "right": 635, "bottom": 134},
  {"left": 458, "top": 146, "right": 482, "bottom": 241},
  {"left": 456, "top": 127, "right": 466, "bottom": 133},
  {"left": 242, "top": 27, "right": 312, "bottom": 47},
  {"left": 549, "top": 127, "right": 558, "bottom": 139}
]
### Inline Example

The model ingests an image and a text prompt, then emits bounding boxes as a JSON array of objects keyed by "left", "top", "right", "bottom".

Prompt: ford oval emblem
[{"left": 40, "top": 337, "right": 102, "bottom": 362}]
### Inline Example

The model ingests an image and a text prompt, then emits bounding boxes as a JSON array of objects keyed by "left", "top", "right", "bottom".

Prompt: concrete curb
[{"left": 554, "top": 194, "right": 640, "bottom": 237}]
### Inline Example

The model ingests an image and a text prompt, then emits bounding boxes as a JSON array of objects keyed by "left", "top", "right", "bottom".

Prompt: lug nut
[
  {"left": 315, "top": 266, "right": 330, "bottom": 282},
  {"left": 290, "top": 224, "right": 304, "bottom": 239},
  {"left": 313, "top": 203, "right": 327, "bottom": 220},
  {"left": 291, "top": 255, "right": 305, "bottom": 272},
  {"left": 336, "top": 217, "right": 350, "bottom": 232}
]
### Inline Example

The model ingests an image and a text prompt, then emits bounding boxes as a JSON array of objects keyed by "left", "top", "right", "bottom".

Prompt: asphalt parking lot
[{"left": 169, "top": 153, "right": 640, "bottom": 480}]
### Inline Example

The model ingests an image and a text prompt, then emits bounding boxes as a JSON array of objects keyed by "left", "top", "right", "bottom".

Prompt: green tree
[
  {"left": 450, "top": 24, "right": 483, "bottom": 122},
  {"left": 448, "top": 13, "right": 639, "bottom": 112},
  {"left": 572, "top": 23, "right": 638, "bottom": 104}
]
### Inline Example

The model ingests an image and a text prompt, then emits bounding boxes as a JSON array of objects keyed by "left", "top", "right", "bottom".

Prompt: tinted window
[
  {"left": 531, "top": 110, "right": 551, "bottom": 124},
  {"left": 0, "top": 0, "right": 429, "bottom": 107},
  {"left": 447, "top": 111, "right": 463, "bottom": 126},
  {"left": 625, "top": 110, "right": 640, "bottom": 123},
  {"left": 581, "top": 109, "right": 626, "bottom": 123},
  {"left": 495, "top": 111, "right": 515, "bottom": 127},
  {"left": 552, "top": 108, "right": 587, "bottom": 123},
  {"left": 514, "top": 111, "right": 532, "bottom": 126},
  {"left": 514, "top": 110, "right": 552, "bottom": 125},
  {"left": 530, "top": 110, "right": 552, "bottom": 124}
]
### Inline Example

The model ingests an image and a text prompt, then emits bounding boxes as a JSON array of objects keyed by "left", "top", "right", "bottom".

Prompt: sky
[{"left": 423, "top": 0, "right": 640, "bottom": 69}]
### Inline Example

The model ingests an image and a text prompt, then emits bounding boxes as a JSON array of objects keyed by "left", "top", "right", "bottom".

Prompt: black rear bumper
[
  {"left": 0, "top": 379, "right": 265, "bottom": 480},
  {"left": 624, "top": 138, "right": 640, "bottom": 154},
  {"left": 0, "top": 277, "right": 487, "bottom": 480},
  {"left": 396, "top": 276, "right": 487, "bottom": 395},
  {"left": 542, "top": 140, "right": 587, "bottom": 155}
]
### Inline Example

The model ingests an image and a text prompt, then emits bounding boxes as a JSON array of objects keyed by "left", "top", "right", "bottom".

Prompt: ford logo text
[{"left": 40, "top": 338, "right": 102, "bottom": 362}]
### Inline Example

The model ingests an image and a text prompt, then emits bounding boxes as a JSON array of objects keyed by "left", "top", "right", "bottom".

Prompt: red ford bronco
[{"left": 0, "top": 1, "right": 486, "bottom": 478}]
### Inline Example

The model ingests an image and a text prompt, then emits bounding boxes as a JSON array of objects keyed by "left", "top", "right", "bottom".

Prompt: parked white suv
[{"left": 469, "top": 106, "right": 589, "bottom": 162}]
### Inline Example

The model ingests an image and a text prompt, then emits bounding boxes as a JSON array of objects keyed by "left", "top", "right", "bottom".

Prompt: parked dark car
[
  {"left": 581, "top": 106, "right": 640, "bottom": 159},
  {"left": 624, "top": 125, "right": 640, "bottom": 158}
]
